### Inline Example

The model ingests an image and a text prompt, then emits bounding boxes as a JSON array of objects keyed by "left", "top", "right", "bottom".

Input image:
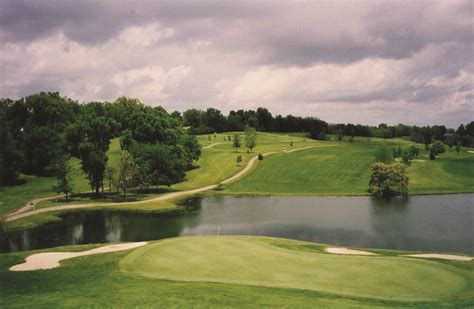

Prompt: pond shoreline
[
  {"left": 2, "top": 191, "right": 473, "bottom": 232},
  {"left": 2, "top": 194, "right": 473, "bottom": 254}
]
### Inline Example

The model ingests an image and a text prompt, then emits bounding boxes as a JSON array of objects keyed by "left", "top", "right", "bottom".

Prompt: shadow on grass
[{"left": 50, "top": 187, "right": 178, "bottom": 205}]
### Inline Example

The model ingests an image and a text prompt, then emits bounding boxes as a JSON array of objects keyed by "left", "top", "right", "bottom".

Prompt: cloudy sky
[{"left": 0, "top": 0, "right": 472, "bottom": 126}]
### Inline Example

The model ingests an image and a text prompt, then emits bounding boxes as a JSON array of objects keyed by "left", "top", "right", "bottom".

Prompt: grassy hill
[
  {"left": 172, "top": 132, "right": 318, "bottom": 190},
  {"left": 224, "top": 138, "right": 474, "bottom": 195},
  {"left": 1, "top": 236, "right": 473, "bottom": 307}
]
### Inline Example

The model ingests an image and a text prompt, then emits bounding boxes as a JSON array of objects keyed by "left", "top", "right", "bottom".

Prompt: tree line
[
  {"left": 175, "top": 107, "right": 474, "bottom": 147},
  {"left": 0, "top": 93, "right": 201, "bottom": 193},
  {"left": 178, "top": 107, "right": 329, "bottom": 139}
]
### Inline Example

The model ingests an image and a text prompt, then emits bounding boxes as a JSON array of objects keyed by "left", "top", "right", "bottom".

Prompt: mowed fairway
[
  {"left": 408, "top": 148, "right": 474, "bottom": 194},
  {"left": 226, "top": 141, "right": 474, "bottom": 195},
  {"left": 120, "top": 236, "right": 474, "bottom": 302},
  {"left": 226, "top": 144, "right": 370, "bottom": 195},
  {"left": 171, "top": 132, "right": 319, "bottom": 191}
]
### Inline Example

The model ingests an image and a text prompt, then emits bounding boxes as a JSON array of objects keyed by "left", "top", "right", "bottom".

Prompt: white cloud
[{"left": 119, "top": 24, "right": 174, "bottom": 47}]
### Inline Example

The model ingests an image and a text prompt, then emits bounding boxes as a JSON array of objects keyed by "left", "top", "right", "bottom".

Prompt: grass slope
[
  {"left": 172, "top": 132, "right": 316, "bottom": 190},
  {"left": 1, "top": 237, "right": 473, "bottom": 307},
  {"left": 0, "top": 139, "right": 122, "bottom": 216},
  {"left": 225, "top": 140, "right": 474, "bottom": 196}
]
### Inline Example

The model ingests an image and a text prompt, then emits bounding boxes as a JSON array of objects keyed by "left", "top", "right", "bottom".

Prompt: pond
[{"left": 1, "top": 194, "right": 473, "bottom": 254}]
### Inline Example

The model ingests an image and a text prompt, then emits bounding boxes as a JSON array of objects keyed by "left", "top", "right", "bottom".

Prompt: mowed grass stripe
[
  {"left": 120, "top": 236, "right": 473, "bottom": 302},
  {"left": 227, "top": 145, "right": 375, "bottom": 195},
  {"left": 226, "top": 143, "right": 474, "bottom": 195}
]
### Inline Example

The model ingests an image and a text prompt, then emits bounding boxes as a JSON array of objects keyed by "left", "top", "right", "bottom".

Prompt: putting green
[{"left": 120, "top": 236, "right": 473, "bottom": 302}]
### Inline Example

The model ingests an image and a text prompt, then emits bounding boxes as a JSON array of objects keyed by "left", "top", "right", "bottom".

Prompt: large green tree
[
  {"left": 132, "top": 143, "right": 188, "bottom": 188},
  {"left": 16, "top": 92, "right": 80, "bottom": 175},
  {"left": 203, "top": 108, "right": 227, "bottom": 133},
  {"left": 0, "top": 100, "right": 23, "bottom": 185},
  {"left": 117, "top": 150, "right": 138, "bottom": 200},
  {"left": 368, "top": 163, "right": 408, "bottom": 198},
  {"left": 80, "top": 145, "right": 107, "bottom": 195},
  {"left": 183, "top": 109, "right": 204, "bottom": 128},
  {"left": 52, "top": 154, "right": 74, "bottom": 202},
  {"left": 68, "top": 104, "right": 117, "bottom": 195}
]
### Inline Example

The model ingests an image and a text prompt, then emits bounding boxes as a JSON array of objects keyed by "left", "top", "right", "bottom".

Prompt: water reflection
[
  {"left": 71, "top": 224, "right": 84, "bottom": 244},
  {"left": 105, "top": 215, "right": 121, "bottom": 243},
  {"left": 0, "top": 194, "right": 472, "bottom": 254}
]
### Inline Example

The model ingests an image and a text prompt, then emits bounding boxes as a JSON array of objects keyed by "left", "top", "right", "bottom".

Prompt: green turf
[
  {"left": 171, "top": 132, "right": 318, "bottom": 190},
  {"left": 121, "top": 236, "right": 473, "bottom": 302},
  {"left": 1, "top": 237, "right": 473, "bottom": 307},
  {"left": 0, "top": 175, "right": 55, "bottom": 216},
  {"left": 408, "top": 148, "right": 474, "bottom": 194},
  {"left": 225, "top": 141, "right": 474, "bottom": 196},
  {"left": 0, "top": 139, "right": 122, "bottom": 216}
]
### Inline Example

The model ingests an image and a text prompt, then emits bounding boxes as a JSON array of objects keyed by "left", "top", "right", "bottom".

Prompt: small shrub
[
  {"left": 258, "top": 153, "right": 264, "bottom": 160},
  {"left": 401, "top": 149, "right": 412, "bottom": 165},
  {"left": 215, "top": 182, "right": 225, "bottom": 190},
  {"left": 431, "top": 140, "right": 445, "bottom": 155},
  {"left": 374, "top": 146, "right": 393, "bottom": 164},
  {"left": 409, "top": 145, "right": 419, "bottom": 157}
]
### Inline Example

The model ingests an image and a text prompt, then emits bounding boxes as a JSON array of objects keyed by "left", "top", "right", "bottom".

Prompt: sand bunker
[
  {"left": 10, "top": 242, "right": 147, "bottom": 271},
  {"left": 412, "top": 159, "right": 426, "bottom": 162},
  {"left": 325, "top": 247, "right": 377, "bottom": 256},
  {"left": 403, "top": 254, "right": 472, "bottom": 261},
  {"left": 468, "top": 151, "right": 474, "bottom": 154}
]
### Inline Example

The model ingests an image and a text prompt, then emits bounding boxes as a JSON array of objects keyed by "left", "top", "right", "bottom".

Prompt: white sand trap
[
  {"left": 325, "top": 247, "right": 377, "bottom": 256},
  {"left": 468, "top": 151, "right": 474, "bottom": 154},
  {"left": 403, "top": 254, "right": 472, "bottom": 261},
  {"left": 412, "top": 159, "right": 426, "bottom": 162},
  {"left": 10, "top": 242, "right": 147, "bottom": 271}
]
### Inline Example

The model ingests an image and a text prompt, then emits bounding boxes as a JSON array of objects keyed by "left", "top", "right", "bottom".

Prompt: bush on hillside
[
  {"left": 368, "top": 162, "right": 408, "bottom": 198},
  {"left": 431, "top": 141, "right": 445, "bottom": 155}
]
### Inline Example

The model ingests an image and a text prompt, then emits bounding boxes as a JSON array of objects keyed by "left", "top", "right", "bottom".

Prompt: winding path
[
  {"left": 5, "top": 146, "right": 316, "bottom": 222},
  {"left": 202, "top": 142, "right": 226, "bottom": 149}
]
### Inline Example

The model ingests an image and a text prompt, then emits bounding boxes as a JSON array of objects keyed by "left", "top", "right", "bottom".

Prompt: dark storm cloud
[
  {"left": 0, "top": 0, "right": 472, "bottom": 126},
  {"left": 0, "top": 0, "right": 269, "bottom": 44},
  {"left": 1, "top": 1, "right": 472, "bottom": 66},
  {"left": 251, "top": 1, "right": 473, "bottom": 66}
]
